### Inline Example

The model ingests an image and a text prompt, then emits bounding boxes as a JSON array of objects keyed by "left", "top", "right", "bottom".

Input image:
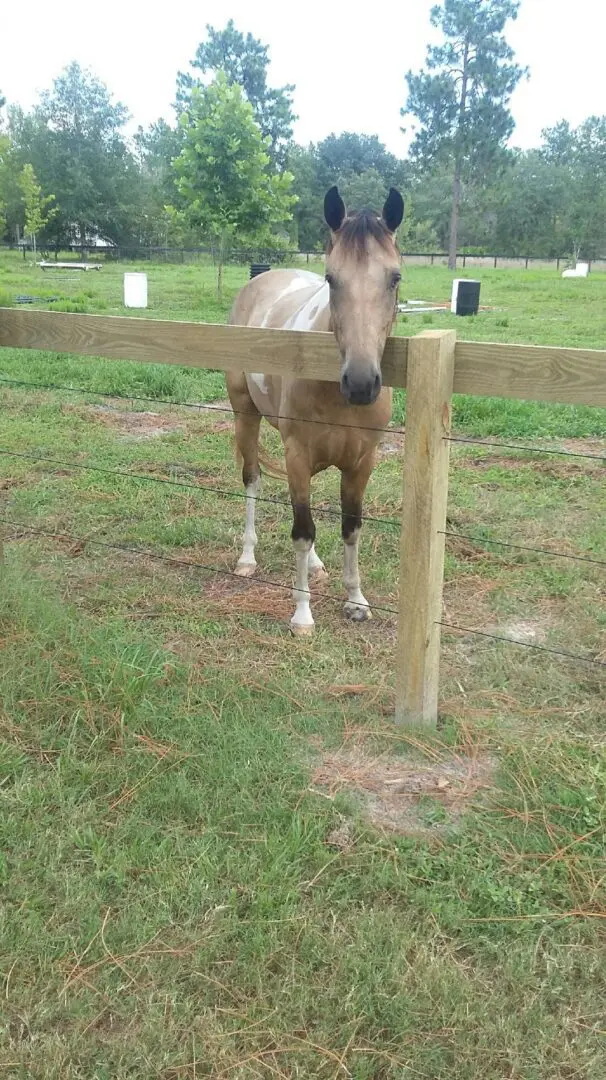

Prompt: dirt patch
[
  {"left": 68, "top": 404, "right": 184, "bottom": 440},
  {"left": 204, "top": 571, "right": 332, "bottom": 622},
  {"left": 0, "top": 476, "right": 28, "bottom": 490},
  {"left": 205, "top": 575, "right": 293, "bottom": 620},
  {"left": 484, "top": 619, "right": 547, "bottom": 645},
  {"left": 312, "top": 747, "right": 495, "bottom": 835},
  {"left": 458, "top": 445, "right": 605, "bottom": 478},
  {"left": 199, "top": 398, "right": 234, "bottom": 432},
  {"left": 561, "top": 438, "right": 606, "bottom": 458},
  {"left": 443, "top": 573, "right": 497, "bottom": 625},
  {"left": 463, "top": 454, "right": 534, "bottom": 471},
  {"left": 533, "top": 458, "right": 605, "bottom": 479},
  {"left": 378, "top": 431, "right": 405, "bottom": 458}
]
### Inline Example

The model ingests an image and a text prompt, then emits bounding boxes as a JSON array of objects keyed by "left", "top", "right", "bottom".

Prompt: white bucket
[{"left": 124, "top": 272, "right": 148, "bottom": 308}]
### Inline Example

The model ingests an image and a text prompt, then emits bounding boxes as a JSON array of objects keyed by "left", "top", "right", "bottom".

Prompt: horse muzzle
[{"left": 340, "top": 369, "right": 382, "bottom": 406}]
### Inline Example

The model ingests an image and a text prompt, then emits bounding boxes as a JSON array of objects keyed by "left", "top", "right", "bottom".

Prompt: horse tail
[{"left": 258, "top": 442, "right": 289, "bottom": 481}]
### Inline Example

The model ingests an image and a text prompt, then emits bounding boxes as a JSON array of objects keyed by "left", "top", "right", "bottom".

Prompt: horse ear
[
  {"left": 324, "top": 186, "right": 346, "bottom": 232},
  {"left": 382, "top": 188, "right": 404, "bottom": 233}
]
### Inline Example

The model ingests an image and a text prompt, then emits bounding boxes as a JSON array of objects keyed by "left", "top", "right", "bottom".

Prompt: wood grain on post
[{"left": 395, "top": 330, "right": 456, "bottom": 729}]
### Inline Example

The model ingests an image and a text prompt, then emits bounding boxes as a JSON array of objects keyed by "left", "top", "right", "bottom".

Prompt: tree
[
  {"left": 337, "top": 169, "right": 390, "bottom": 213},
  {"left": 316, "top": 132, "right": 405, "bottom": 190},
  {"left": 10, "top": 63, "right": 139, "bottom": 247},
  {"left": 176, "top": 20, "right": 295, "bottom": 166},
  {"left": 491, "top": 150, "right": 569, "bottom": 257},
  {"left": 403, "top": 0, "right": 525, "bottom": 268},
  {"left": 0, "top": 131, "right": 23, "bottom": 240},
  {"left": 19, "top": 164, "right": 56, "bottom": 253},
  {"left": 171, "top": 74, "right": 296, "bottom": 299},
  {"left": 134, "top": 119, "right": 185, "bottom": 244},
  {"left": 285, "top": 134, "right": 408, "bottom": 251},
  {"left": 541, "top": 117, "right": 606, "bottom": 260}
]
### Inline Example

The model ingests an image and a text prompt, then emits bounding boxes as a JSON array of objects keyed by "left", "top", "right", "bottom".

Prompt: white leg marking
[
  {"left": 308, "top": 544, "right": 326, "bottom": 577},
  {"left": 235, "top": 478, "right": 259, "bottom": 577},
  {"left": 343, "top": 529, "right": 371, "bottom": 621},
  {"left": 290, "top": 538, "right": 314, "bottom": 635}
]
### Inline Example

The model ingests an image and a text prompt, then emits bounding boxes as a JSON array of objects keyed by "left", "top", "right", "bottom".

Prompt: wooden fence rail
[{"left": 1, "top": 307, "right": 605, "bottom": 728}]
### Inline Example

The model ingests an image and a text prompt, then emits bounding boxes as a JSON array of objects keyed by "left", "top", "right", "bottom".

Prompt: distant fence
[
  {"left": 3, "top": 243, "right": 606, "bottom": 272},
  {"left": 1, "top": 307, "right": 605, "bottom": 728}
]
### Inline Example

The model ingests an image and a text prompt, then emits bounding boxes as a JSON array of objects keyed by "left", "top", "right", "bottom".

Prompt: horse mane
[{"left": 327, "top": 208, "right": 398, "bottom": 260}]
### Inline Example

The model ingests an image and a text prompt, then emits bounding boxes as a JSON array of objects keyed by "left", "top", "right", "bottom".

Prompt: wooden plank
[
  {"left": 0, "top": 308, "right": 409, "bottom": 388},
  {"left": 39, "top": 262, "right": 103, "bottom": 271},
  {"left": 395, "top": 330, "right": 456, "bottom": 729},
  {"left": 454, "top": 340, "right": 606, "bottom": 406},
  {"left": 1, "top": 308, "right": 606, "bottom": 405}
]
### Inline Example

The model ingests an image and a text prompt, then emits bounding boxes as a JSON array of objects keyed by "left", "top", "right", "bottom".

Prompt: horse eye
[
  {"left": 391, "top": 273, "right": 401, "bottom": 290},
  {"left": 325, "top": 273, "right": 334, "bottom": 287}
]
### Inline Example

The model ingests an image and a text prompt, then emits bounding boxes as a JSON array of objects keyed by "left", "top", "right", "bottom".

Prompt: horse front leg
[
  {"left": 341, "top": 465, "right": 373, "bottom": 622},
  {"left": 286, "top": 451, "right": 316, "bottom": 636}
]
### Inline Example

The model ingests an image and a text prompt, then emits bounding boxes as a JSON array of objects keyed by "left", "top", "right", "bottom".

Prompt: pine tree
[{"left": 403, "top": 0, "right": 526, "bottom": 268}]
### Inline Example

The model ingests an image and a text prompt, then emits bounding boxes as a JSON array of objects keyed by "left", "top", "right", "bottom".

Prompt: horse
[{"left": 226, "top": 185, "right": 404, "bottom": 635}]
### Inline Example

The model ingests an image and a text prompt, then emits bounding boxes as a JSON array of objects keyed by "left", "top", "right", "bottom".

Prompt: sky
[{"left": 3, "top": 0, "right": 605, "bottom": 153}]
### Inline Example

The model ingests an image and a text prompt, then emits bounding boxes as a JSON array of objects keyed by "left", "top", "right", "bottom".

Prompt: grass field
[{"left": 1, "top": 250, "right": 605, "bottom": 1078}]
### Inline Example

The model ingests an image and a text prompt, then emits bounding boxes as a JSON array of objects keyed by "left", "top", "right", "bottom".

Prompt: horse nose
[{"left": 340, "top": 370, "right": 381, "bottom": 406}]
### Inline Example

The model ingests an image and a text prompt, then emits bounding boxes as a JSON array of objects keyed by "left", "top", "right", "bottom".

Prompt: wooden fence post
[{"left": 395, "top": 329, "right": 456, "bottom": 729}]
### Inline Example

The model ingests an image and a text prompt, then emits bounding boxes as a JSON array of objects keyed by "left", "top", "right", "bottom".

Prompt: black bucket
[
  {"left": 452, "top": 279, "right": 481, "bottom": 316},
  {"left": 250, "top": 263, "right": 271, "bottom": 279}
]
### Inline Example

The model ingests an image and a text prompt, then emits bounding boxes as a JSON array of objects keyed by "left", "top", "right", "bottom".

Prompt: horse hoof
[
  {"left": 344, "top": 602, "right": 372, "bottom": 622},
  {"left": 290, "top": 622, "right": 314, "bottom": 637},
  {"left": 234, "top": 561, "right": 256, "bottom": 578}
]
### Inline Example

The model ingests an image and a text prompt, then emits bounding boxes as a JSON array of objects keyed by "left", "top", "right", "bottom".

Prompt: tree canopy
[
  {"left": 1, "top": 19, "right": 605, "bottom": 264},
  {"left": 176, "top": 20, "right": 295, "bottom": 166},
  {"left": 171, "top": 73, "right": 295, "bottom": 295},
  {"left": 404, "top": 0, "right": 526, "bottom": 267}
]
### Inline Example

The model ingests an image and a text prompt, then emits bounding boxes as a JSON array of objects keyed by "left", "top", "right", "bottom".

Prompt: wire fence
[
  {"left": 1, "top": 374, "right": 604, "bottom": 461},
  {"left": 5, "top": 242, "right": 606, "bottom": 272},
  {"left": 1, "top": 514, "right": 603, "bottom": 671},
  {"left": 0, "top": 372, "right": 604, "bottom": 674}
]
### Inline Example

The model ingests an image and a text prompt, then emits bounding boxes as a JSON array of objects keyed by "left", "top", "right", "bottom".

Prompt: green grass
[
  {"left": 1, "top": 249, "right": 605, "bottom": 1076},
  {"left": 1, "top": 249, "right": 605, "bottom": 437}
]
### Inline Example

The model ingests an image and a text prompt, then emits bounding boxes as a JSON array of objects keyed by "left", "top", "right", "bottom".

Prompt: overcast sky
[{"left": 3, "top": 0, "right": 604, "bottom": 153}]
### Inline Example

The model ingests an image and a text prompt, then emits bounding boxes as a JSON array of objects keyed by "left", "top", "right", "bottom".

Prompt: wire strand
[
  {"left": 444, "top": 434, "right": 606, "bottom": 462},
  {"left": 438, "top": 621, "right": 606, "bottom": 669},
  {"left": 2, "top": 518, "right": 602, "bottom": 665},
  {"left": 0, "top": 374, "right": 403, "bottom": 436},
  {"left": 0, "top": 447, "right": 401, "bottom": 529},
  {"left": 442, "top": 529, "right": 606, "bottom": 568},
  {"left": 2, "top": 373, "right": 604, "bottom": 463},
  {"left": 0, "top": 516, "right": 399, "bottom": 617}
]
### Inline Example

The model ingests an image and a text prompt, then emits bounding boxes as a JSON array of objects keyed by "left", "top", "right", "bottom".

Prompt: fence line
[
  {"left": 438, "top": 622, "right": 606, "bottom": 668},
  {"left": 2, "top": 308, "right": 606, "bottom": 406},
  {"left": 5, "top": 242, "right": 606, "bottom": 272},
  {"left": 0, "top": 444, "right": 601, "bottom": 568},
  {"left": 1, "top": 308, "right": 605, "bottom": 726},
  {"left": 3, "top": 514, "right": 604, "bottom": 673},
  {"left": 441, "top": 530, "right": 606, "bottom": 568},
  {"left": 0, "top": 516, "right": 397, "bottom": 617},
  {"left": 1, "top": 373, "right": 604, "bottom": 463},
  {"left": 0, "top": 447, "right": 400, "bottom": 529},
  {"left": 444, "top": 435, "right": 605, "bottom": 462}
]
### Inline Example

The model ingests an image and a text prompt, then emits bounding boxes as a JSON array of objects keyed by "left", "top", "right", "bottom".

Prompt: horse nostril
[
  {"left": 341, "top": 372, "right": 349, "bottom": 389},
  {"left": 374, "top": 373, "right": 381, "bottom": 393}
]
